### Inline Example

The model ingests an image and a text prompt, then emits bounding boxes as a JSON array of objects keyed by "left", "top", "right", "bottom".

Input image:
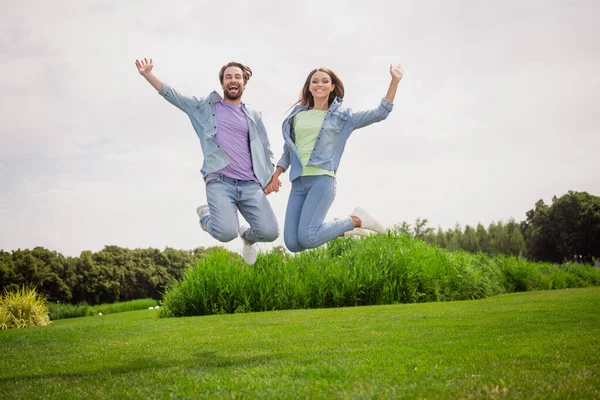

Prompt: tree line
[
  {"left": 0, "top": 246, "right": 230, "bottom": 305},
  {"left": 398, "top": 191, "right": 600, "bottom": 264}
]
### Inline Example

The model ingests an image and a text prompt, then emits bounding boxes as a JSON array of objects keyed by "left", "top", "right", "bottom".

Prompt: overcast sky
[{"left": 1, "top": 0, "right": 599, "bottom": 257}]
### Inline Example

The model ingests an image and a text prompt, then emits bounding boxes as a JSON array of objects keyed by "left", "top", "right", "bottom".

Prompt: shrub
[
  {"left": 0, "top": 287, "right": 51, "bottom": 329},
  {"left": 158, "top": 234, "right": 507, "bottom": 318},
  {"left": 47, "top": 299, "right": 159, "bottom": 320},
  {"left": 159, "top": 232, "right": 600, "bottom": 318},
  {"left": 47, "top": 303, "right": 93, "bottom": 320},
  {"left": 92, "top": 298, "right": 158, "bottom": 315}
]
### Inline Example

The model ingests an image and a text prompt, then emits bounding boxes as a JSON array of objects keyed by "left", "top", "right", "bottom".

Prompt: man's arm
[
  {"left": 264, "top": 142, "right": 292, "bottom": 195},
  {"left": 135, "top": 58, "right": 163, "bottom": 91},
  {"left": 264, "top": 166, "right": 285, "bottom": 195},
  {"left": 135, "top": 58, "right": 201, "bottom": 114}
]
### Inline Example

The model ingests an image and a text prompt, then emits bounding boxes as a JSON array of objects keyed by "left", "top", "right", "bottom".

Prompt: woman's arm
[
  {"left": 350, "top": 64, "right": 403, "bottom": 129},
  {"left": 385, "top": 64, "right": 403, "bottom": 104},
  {"left": 264, "top": 166, "right": 285, "bottom": 195}
]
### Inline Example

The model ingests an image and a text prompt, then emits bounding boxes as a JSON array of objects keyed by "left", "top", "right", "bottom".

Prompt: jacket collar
[
  {"left": 328, "top": 96, "right": 343, "bottom": 112},
  {"left": 208, "top": 91, "right": 223, "bottom": 103},
  {"left": 287, "top": 96, "right": 344, "bottom": 121},
  {"left": 208, "top": 90, "right": 248, "bottom": 108}
]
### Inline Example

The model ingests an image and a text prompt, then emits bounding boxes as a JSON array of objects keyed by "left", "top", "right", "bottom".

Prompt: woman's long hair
[{"left": 297, "top": 68, "right": 345, "bottom": 108}]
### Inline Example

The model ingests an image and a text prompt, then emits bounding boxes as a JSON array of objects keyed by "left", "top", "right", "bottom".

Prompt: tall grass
[
  {"left": 159, "top": 233, "right": 490, "bottom": 317},
  {"left": 494, "top": 255, "right": 600, "bottom": 291},
  {"left": 47, "top": 303, "right": 92, "bottom": 320},
  {"left": 159, "top": 233, "right": 600, "bottom": 318},
  {"left": 0, "top": 287, "right": 50, "bottom": 329},
  {"left": 93, "top": 298, "right": 158, "bottom": 314},
  {"left": 47, "top": 298, "right": 158, "bottom": 320}
]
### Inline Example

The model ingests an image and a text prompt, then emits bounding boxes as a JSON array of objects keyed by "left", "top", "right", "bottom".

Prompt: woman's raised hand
[{"left": 390, "top": 64, "right": 403, "bottom": 83}]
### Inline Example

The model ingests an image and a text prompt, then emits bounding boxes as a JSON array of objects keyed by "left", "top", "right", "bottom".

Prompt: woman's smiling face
[{"left": 309, "top": 70, "right": 335, "bottom": 102}]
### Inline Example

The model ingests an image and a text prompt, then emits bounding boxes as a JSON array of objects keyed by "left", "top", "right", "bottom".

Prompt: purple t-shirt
[{"left": 211, "top": 101, "right": 257, "bottom": 182}]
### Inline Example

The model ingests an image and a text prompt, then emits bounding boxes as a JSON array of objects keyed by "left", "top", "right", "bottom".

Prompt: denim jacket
[
  {"left": 276, "top": 97, "right": 394, "bottom": 182},
  {"left": 158, "top": 84, "right": 274, "bottom": 188}
]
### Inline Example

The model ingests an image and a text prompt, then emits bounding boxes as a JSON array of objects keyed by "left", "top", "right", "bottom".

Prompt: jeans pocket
[{"left": 205, "top": 175, "right": 222, "bottom": 187}]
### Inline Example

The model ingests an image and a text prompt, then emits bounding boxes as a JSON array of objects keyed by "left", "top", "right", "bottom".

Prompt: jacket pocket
[{"left": 327, "top": 111, "right": 350, "bottom": 131}]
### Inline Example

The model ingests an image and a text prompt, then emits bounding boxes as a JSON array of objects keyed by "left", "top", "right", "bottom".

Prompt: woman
[{"left": 265, "top": 65, "right": 403, "bottom": 252}]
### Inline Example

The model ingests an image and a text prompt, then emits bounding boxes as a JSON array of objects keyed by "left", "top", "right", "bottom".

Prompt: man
[{"left": 135, "top": 58, "right": 280, "bottom": 264}]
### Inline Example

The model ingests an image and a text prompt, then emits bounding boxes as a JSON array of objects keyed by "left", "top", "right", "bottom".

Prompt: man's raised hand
[
  {"left": 135, "top": 58, "right": 154, "bottom": 76},
  {"left": 135, "top": 58, "right": 163, "bottom": 92}
]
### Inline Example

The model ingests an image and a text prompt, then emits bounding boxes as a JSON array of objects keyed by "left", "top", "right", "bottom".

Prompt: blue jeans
[
  {"left": 284, "top": 175, "right": 354, "bottom": 252},
  {"left": 201, "top": 174, "right": 279, "bottom": 244}
]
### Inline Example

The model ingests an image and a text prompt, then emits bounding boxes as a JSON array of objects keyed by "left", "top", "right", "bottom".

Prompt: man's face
[{"left": 221, "top": 66, "right": 246, "bottom": 100}]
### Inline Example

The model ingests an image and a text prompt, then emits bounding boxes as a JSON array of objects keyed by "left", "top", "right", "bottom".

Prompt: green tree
[
  {"left": 435, "top": 227, "right": 448, "bottom": 249},
  {"left": 476, "top": 223, "right": 490, "bottom": 254},
  {"left": 522, "top": 200, "right": 556, "bottom": 261},
  {"left": 394, "top": 221, "right": 411, "bottom": 236},
  {"left": 505, "top": 219, "right": 526, "bottom": 256},
  {"left": 523, "top": 191, "right": 600, "bottom": 263},
  {"left": 460, "top": 225, "right": 480, "bottom": 253},
  {"left": 447, "top": 223, "right": 462, "bottom": 252},
  {"left": 413, "top": 218, "right": 434, "bottom": 240},
  {"left": 488, "top": 221, "right": 510, "bottom": 256},
  {"left": 0, "top": 251, "right": 16, "bottom": 291}
]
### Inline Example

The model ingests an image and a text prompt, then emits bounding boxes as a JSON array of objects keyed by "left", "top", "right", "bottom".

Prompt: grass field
[{"left": 1, "top": 288, "right": 598, "bottom": 399}]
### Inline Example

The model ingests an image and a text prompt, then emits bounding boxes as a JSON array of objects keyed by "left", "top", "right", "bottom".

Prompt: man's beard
[{"left": 224, "top": 84, "right": 244, "bottom": 100}]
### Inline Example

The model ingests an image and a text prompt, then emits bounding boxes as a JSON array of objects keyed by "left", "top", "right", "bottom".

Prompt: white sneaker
[
  {"left": 334, "top": 217, "right": 373, "bottom": 238},
  {"left": 351, "top": 207, "right": 386, "bottom": 234},
  {"left": 196, "top": 205, "right": 210, "bottom": 231},
  {"left": 238, "top": 225, "right": 258, "bottom": 265},
  {"left": 344, "top": 227, "right": 374, "bottom": 238}
]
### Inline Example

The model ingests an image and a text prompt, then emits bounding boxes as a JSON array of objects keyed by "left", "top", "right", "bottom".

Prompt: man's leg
[
  {"left": 201, "top": 175, "right": 239, "bottom": 242},
  {"left": 236, "top": 180, "right": 279, "bottom": 245}
]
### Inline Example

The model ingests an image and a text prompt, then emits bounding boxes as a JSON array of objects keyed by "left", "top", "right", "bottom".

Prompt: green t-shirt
[{"left": 293, "top": 110, "right": 335, "bottom": 177}]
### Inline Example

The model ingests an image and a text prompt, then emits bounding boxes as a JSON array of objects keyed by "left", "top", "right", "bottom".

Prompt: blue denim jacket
[
  {"left": 276, "top": 97, "right": 394, "bottom": 182},
  {"left": 158, "top": 84, "right": 274, "bottom": 188}
]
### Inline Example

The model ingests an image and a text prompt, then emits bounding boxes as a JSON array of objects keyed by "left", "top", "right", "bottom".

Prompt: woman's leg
[
  {"left": 283, "top": 179, "right": 307, "bottom": 253},
  {"left": 296, "top": 176, "right": 354, "bottom": 250}
]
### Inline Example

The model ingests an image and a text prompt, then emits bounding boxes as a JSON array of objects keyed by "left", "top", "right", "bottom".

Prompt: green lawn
[{"left": 1, "top": 288, "right": 599, "bottom": 399}]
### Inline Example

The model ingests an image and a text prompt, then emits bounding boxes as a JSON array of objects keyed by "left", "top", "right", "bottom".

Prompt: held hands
[
  {"left": 390, "top": 64, "right": 403, "bottom": 83},
  {"left": 135, "top": 58, "right": 154, "bottom": 76},
  {"left": 264, "top": 174, "right": 282, "bottom": 195}
]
